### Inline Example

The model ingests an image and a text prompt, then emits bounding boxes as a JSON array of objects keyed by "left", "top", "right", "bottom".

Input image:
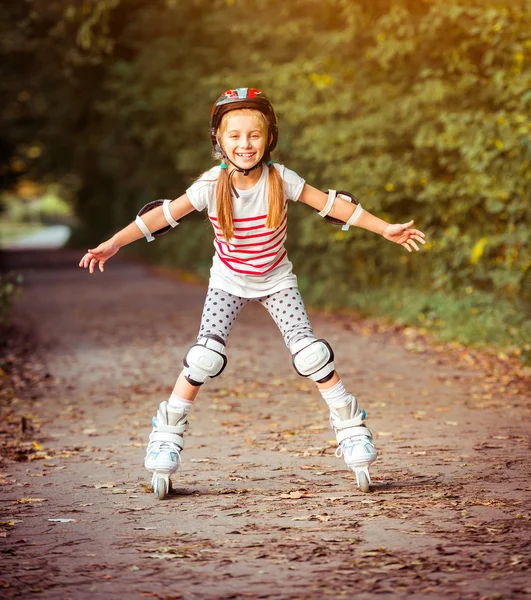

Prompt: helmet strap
[{"left": 217, "top": 144, "right": 268, "bottom": 198}]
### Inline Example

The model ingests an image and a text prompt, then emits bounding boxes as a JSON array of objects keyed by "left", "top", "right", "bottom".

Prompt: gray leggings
[{"left": 198, "top": 287, "right": 315, "bottom": 352}]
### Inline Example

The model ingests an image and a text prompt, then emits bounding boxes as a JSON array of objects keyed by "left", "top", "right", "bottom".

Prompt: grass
[{"left": 320, "top": 285, "right": 531, "bottom": 365}]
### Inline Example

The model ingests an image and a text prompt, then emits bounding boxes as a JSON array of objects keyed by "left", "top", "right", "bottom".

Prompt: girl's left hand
[{"left": 381, "top": 221, "right": 426, "bottom": 252}]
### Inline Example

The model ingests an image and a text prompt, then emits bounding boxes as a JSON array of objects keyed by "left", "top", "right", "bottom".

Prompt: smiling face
[{"left": 218, "top": 110, "right": 268, "bottom": 170}]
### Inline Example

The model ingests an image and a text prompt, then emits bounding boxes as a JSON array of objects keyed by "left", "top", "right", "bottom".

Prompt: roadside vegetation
[{"left": 1, "top": 0, "right": 529, "bottom": 362}]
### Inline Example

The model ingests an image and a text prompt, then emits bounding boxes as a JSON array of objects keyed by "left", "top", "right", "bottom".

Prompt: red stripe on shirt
[
  {"left": 216, "top": 222, "right": 287, "bottom": 250},
  {"left": 215, "top": 232, "right": 286, "bottom": 257},
  {"left": 215, "top": 214, "right": 288, "bottom": 241},
  {"left": 208, "top": 201, "right": 287, "bottom": 225},
  {"left": 211, "top": 221, "right": 266, "bottom": 232},
  {"left": 216, "top": 249, "right": 287, "bottom": 275},
  {"left": 216, "top": 242, "right": 283, "bottom": 265}
]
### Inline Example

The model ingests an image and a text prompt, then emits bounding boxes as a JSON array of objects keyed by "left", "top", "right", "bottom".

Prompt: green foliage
[
  {"left": 314, "top": 283, "right": 531, "bottom": 365},
  {"left": 2, "top": 0, "right": 530, "bottom": 356},
  {"left": 2, "top": 189, "right": 72, "bottom": 223}
]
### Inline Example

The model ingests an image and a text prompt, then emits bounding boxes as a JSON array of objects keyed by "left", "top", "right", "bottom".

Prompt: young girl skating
[{"left": 80, "top": 88, "right": 426, "bottom": 499}]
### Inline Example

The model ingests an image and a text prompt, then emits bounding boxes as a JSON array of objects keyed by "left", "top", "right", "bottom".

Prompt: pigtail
[
  {"left": 266, "top": 163, "right": 285, "bottom": 230},
  {"left": 216, "top": 166, "right": 234, "bottom": 241}
]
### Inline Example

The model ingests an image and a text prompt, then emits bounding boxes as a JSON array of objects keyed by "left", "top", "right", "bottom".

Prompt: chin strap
[{"left": 218, "top": 145, "right": 271, "bottom": 198}]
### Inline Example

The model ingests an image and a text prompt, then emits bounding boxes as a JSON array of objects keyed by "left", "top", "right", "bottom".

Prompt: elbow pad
[
  {"left": 318, "top": 190, "right": 363, "bottom": 231},
  {"left": 135, "top": 199, "right": 179, "bottom": 242}
]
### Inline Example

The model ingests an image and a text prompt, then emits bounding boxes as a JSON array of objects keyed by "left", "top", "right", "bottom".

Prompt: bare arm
[
  {"left": 79, "top": 194, "right": 196, "bottom": 273},
  {"left": 297, "top": 184, "right": 426, "bottom": 252}
]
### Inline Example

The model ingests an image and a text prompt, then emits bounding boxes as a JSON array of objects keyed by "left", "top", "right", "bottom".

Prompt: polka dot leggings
[{"left": 198, "top": 287, "right": 316, "bottom": 352}]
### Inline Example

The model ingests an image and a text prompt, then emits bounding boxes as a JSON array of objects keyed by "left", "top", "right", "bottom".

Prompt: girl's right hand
[{"left": 79, "top": 239, "right": 120, "bottom": 274}]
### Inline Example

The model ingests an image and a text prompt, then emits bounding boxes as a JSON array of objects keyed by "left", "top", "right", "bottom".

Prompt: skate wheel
[
  {"left": 357, "top": 470, "right": 370, "bottom": 493},
  {"left": 154, "top": 476, "right": 168, "bottom": 500}
]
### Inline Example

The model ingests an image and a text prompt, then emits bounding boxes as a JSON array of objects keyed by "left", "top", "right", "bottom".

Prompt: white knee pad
[
  {"left": 291, "top": 338, "right": 335, "bottom": 383},
  {"left": 183, "top": 335, "right": 227, "bottom": 386}
]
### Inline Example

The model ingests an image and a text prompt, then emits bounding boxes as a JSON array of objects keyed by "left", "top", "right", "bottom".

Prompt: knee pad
[
  {"left": 291, "top": 338, "right": 335, "bottom": 383},
  {"left": 183, "top": 334, "right": 227, "bottom": 386}
]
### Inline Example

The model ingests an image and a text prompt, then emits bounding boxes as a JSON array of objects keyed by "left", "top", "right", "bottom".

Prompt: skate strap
[
  {"left": 331, "top": 413, "right": 365, "bottom": 429},
  {"left": 150, "top": 431, "right": 185, "bottom": 447},
  {"left": 336, "top": 425, "right": 372, "bottom": 446},
  {"left": 155, "top": 422, "right": 188, "bottom": 434}
]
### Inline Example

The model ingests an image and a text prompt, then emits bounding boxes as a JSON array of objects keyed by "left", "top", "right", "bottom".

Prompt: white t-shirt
[{"left": 186, "top": 163, "right": 305, "bottom": 298}]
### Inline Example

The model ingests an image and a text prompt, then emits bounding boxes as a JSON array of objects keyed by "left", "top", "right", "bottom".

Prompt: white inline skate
[
  {"left": 144, "top": 401, "right": 188, "bottom": 500},
  {"left": 330, "top": 395, "right": 377, "bottom": 493}
]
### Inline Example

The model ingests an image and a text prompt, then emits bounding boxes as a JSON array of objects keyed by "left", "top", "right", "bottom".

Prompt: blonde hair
[{"left": 215, "top": 108, "right": 284, "bottom": 241}]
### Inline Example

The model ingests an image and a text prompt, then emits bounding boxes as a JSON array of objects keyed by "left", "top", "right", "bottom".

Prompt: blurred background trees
[{"left": 1, "top": 0, "right": 530, "bottom": 358}]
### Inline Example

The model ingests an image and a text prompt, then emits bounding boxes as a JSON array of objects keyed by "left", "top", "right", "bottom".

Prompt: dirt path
[{"left": 1, "top": 249, "right": 530, "bottom": 600}]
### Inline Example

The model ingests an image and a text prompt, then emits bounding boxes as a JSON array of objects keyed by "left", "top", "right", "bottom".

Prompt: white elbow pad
[
  {"left": 319, "top": 190, "right": 362, "bottom": 230},
  {"left": 136, "top": 199, "right": 179, "bottom": 242}
]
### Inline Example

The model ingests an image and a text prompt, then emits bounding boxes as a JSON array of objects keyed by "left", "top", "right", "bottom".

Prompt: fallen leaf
[
  {"left": 292, "top": 514, "right": 333, "bottom": 522},
  {"left": 29, "top": 453, "right": 52, "bottom": 461},
  {"left": 213, "top": 488, "right": 248, "bottom": 495},
  {"left": 281, "top": 490, "right": 317, "bottom": 499},
  {"left": 313, "top": 514, "right": 333, "bottom": 522},
  {"left": 12, "top": 498, "right": 47, "bottom": 504}
]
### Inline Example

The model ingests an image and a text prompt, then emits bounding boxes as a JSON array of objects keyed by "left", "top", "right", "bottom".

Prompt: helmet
[{"left": 210, "top": 88, "right": 278, "bottom": 152}]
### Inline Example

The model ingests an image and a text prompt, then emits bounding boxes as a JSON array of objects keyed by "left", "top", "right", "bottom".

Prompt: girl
[{"left": 79, "top": 88, "right": 426, "bottom": 499}]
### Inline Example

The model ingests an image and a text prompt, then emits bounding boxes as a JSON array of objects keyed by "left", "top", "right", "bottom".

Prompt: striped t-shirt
[{"left": 186, "top": 164, "right": 305, "bottom": 298}]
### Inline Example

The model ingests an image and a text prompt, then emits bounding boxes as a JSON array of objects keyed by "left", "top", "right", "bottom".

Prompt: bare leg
[
  {"left": 315, "top": 371, "right": 340, "bottom": 391},
  {"left": 172, "top": 371, "right": 201, "bottom": 402}
]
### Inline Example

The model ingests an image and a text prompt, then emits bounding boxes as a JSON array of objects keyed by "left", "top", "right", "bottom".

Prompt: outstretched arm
[
  {"left": 297, "top": 184, "right": 426, "bottom": 252},
  {"left": 79, "top": 194, "right": 196, "bottom": 273}
]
